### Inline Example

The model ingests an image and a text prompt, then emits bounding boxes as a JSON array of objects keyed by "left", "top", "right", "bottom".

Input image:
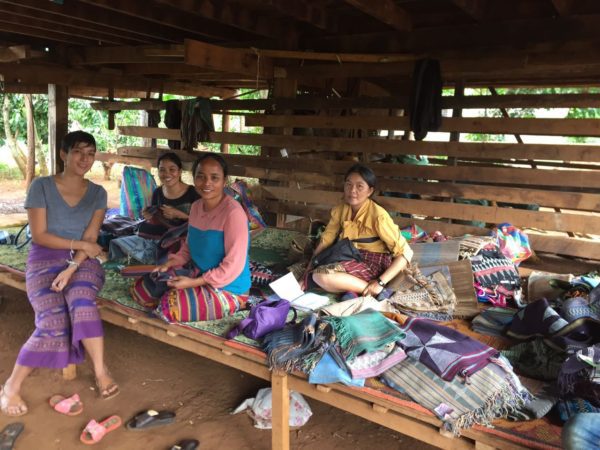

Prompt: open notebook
[{"left": 269, "top": 272, "right": 329, "bottom": 311}]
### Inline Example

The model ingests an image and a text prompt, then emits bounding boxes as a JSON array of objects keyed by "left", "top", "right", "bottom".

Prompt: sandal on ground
[
  {"left": 170, "top": 439, "right": 199, "bottom": 450},
  {"left": 126, "top": 409, "right": 176, "bottom": 431},
  {"left": 0, "top": 422, "right": 24, "bottom": 450},
  {"left": 80, "top": 415, "right": 122, "bottom": 445},
  {"left": 95, "top": 379, "right": 120, "bottom": 400},
  {"left": 0, "top": 386, "right": 27, "bottom": 417},
  {"left": 49, "top": 394, "right": 83, "bottom": 416}
]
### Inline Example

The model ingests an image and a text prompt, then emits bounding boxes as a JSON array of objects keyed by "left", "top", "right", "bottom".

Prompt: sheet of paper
[
  {"left": 268, "top": 272, "right": 304, "bottom": 301},
  {"left": 289, "top": 292, "right": 330, "bottom": 311}
]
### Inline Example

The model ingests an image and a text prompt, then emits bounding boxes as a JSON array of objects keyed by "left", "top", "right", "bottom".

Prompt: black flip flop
[
  {"left": 0, "top": 423, "right": 24, "bottom": 450},
  {"left": 126, "top": 409, "right": 176, "bottom": 431},
  {"left": 170, "top": 439, "right": 199, "bottom": 450}
]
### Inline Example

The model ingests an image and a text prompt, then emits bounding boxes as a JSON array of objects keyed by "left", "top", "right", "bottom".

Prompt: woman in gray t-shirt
[{"left": 1, "top": 131, "right": 119, "bottom": 417}]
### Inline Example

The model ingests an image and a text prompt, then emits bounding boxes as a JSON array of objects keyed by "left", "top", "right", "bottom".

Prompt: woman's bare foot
[
  {"left": 0, "top": 383, "right": 28, "bottom": 417},
  {"left": 95, "top": 370, "right": 119, "bottom": 400}
]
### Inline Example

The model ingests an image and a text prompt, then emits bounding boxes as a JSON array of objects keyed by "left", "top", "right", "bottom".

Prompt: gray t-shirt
[{"left": 25, "top": 176, "right": 107, "bottom": 240}]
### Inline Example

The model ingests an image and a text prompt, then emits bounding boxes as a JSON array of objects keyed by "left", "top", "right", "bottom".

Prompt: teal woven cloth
[{"left": 324, "top": 309, "right": 404, "bottom": 362}]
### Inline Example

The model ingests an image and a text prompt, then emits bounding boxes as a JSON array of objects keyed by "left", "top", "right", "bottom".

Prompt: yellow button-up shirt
[{"left": 319, "top": 199, "right": 413, "bottom": 261}]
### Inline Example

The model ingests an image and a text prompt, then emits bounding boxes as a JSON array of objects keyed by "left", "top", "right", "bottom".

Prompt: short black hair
[
  {"left": 61, "top": 131, "right": 96, "bottom": 153},
  {"left": 192, "top": 152, "right": 228, "bottom": 177},
  {"left": 344, "top": 163, "right": 377, "bottom": 189},
  {"left": 157, "top": 152, "right": 183, "bottom": 170}
]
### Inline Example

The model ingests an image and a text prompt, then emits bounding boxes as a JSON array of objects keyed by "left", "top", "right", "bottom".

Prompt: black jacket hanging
[{"left": 408, "top": 58, "right": 442, "bottom": 141}]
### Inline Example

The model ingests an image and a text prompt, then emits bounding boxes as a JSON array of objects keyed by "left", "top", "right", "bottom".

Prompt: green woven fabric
[{"left": 324, "top": 309, "right": 405, "bottom": 361}]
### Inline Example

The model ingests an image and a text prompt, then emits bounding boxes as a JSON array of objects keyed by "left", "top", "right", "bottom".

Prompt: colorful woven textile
[
  {"left": 491, "top": 223, "right": 533, "bottom": 266},
  {"left": 556, "top": 398, "right": 600, "bottom": 422},
  {"left": 313, "top": 249, "right": 392, "bottom": 282},
  {"left": 471, "top": 307, "right": 517, "bottom": 337},
  {"left": 346, "top": 345, "right": 406, "bottom": 379},
  {"left": 381, "top": 357, "right": 529, "bottom": 434},
  {"left": 16, "top": 243, "right": 105, "bottom": 369},
  {"left": 470, "top": 249, "right": 522, "bottom": 307},
  {"left": 157, "top": 285, "right": 248, "bottom": 323},
  {"left": 119, "top": 166, "right": 157, "bottom": 219},
  {"left": 249, "top": 260, "right": 276, "bottom": 287},
  {"left": 457, "top": 235, "right": 497, "bottom": 260},
  {"left": 324, "top": 309, "right": 405, "bottom": 362},
  {"left": 308, "top": 350, "right": 365, "bottom": 387},
  {"left": 399, "top": 317, "right": 499, "bottom": 381}
]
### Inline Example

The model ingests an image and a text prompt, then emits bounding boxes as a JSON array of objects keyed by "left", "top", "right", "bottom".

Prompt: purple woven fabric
[{"left": 399, "top": 317, "right": 498, "bottom": 381}]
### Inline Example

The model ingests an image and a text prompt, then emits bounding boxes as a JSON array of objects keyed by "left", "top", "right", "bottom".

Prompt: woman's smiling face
[
  {"left": 194, "top": 157, "right": 225, "bottom": 201},
  {"left": 158, "top": 158, "right": 182, "bottom": 188},
  {"left": 343, "top": 172, "right": 374, "bottom": 210}
]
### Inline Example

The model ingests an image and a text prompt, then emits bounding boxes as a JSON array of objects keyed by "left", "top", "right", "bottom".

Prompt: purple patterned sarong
[{"left": 16, "top": 243, "right": 105, "bottom": 369}]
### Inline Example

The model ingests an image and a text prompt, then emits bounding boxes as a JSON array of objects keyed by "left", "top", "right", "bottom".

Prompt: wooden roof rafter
[
  {"left": 76, "top": 0, "right": 259, "bottom": 43},
  {"left": 154, "top": 0, "right": 294, "bottom": 41},
  {"left": 343, "top": 0, "right": 412, "bottom": 32},
  {"left": 0, "top": 0, "right": 183, "bottom": 45},
  {"left": 451, "top": 0, "right": 487, "bottom": 21},
  {"left": 258, "top": 0, "right": 333, "bottom": 31}
]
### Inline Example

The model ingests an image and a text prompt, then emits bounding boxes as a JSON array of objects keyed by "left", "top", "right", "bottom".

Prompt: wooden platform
[{"left": 0, "top": 268, "right": 556, "bottom": 450}]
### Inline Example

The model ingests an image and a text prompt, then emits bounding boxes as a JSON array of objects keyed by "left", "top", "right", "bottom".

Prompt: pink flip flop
[
  {"left": 49, "top": 394, "right": 83, "bottom": 416},
  {"left": 80, "top": 415, "right": 122, "bottom": 445}
]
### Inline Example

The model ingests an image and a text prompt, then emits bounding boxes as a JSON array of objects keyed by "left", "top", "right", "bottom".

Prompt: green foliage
[{"left": 0, "top": 93, "right": 48, "bottom": 145}]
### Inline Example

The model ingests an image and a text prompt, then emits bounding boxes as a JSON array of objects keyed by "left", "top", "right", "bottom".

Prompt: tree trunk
[
  {"left": 2, "top": 94, "right": 27, "bottom": 178},
  {"left": 24, "top": 94, "right": 36, "bottom": 187}
]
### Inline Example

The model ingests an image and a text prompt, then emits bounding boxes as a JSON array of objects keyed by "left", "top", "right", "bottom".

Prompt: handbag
[
  {"left": 312, "top": 236, "right": 380, "bottom": 267},
  {"left": 226, "top": 299, "right": 296, "bottom": 340}
]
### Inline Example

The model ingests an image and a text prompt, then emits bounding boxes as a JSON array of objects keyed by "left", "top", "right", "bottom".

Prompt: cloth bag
[
  {"left": 313, "top": 236, "right": 379, "bottom": 267},
  {"left": 226, "top": 299, "right": 296, "bottom": 340}
]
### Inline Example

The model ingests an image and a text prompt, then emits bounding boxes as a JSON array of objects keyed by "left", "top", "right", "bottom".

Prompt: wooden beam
[
  {"left": 0, "top": 45, "right": 42, "bottom": 62},
  {"left": 79, "top": 45, "right": 184, "bottom": 65},
  {"left": 0, "top": 0, "right": 183, "bottom": 44},
  {"left": 118, "top": 146, "right": 600, "bottom": 189},
  {"left": 452, "top": 0, "right": 487, "bottom": 21},
  {"left": 550, "top": 0, "right": 574, "bottom": 16},
  {"left": 0, "top": 63, "right": 234, "bottom": 98},
  {"left": 260, "top": 0, "right": 331, "bottom": 30},
  {"left": 253, "top": 48, "right": 416, "bottom": 63},
  {"left": 0, "top": 20, "right": 100, "bottom": 46},
  {"left": 184, "top": 39, "right": 273, "bottom": 79},
  {"left": 244, "top": 114, "right": 600, "bottom": 137},
  {"left": 154, "top": 0, "right": 290, "bottom": 39},
  {"left": 76, "top": 0, "right": 256, "bottom": 42},
  {"left": 48, "top": 84, "right": 68, "bottom": 174},
  {"left": 0, "top": 6, "right": 141, "bottom": 46},
  {"left": 344, "top": 0, "right": 412, "bottom": 32}
]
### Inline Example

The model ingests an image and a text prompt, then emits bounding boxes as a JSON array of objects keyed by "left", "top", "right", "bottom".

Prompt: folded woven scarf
[
  {"left": 323, "top": 309, "right": 405, "bottom": 362},
  {"left": 399, "top": 317, "right": 498, "bottom": 381},
  {"left": 556, "top": 398, "right": 600, "bottom": 422},
  {"left": 382, "top": 356, "right": 529, "bottom": 435},
  {"left": 501, "top": 338, "right": 565, "bottom": 381}
]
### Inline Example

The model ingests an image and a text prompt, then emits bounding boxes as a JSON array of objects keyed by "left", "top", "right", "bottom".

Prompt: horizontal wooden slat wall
[{"left": 107, "top": 90, "right": 600, "bottom": 260}]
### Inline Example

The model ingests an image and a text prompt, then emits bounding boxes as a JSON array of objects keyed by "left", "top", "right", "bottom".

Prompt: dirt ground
[{"left": 0, "top": 175, "right": 435, "bottom": 449}]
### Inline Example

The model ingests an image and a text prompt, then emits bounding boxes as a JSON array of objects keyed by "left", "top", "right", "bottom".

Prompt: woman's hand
[
  {"left": 362, "top": 280, "right": 384, "bottom": 298},
  {"left": 153, "top": 262, "right": 172, "bottom": 273},
  {"left": 167, "top": 275, "right": 201, "bottom": 290},
  {"left": 142, "top": 208, "right": 154, "bottom": 221},
  {"left": 160, "top": 205, "right": 182, "bottom": 220},
  {"left": 51, "top": 266, "right": 76, "bottom": 292},
  {"left": 81, "top": 241, "right": 103, "bottom": 259}
]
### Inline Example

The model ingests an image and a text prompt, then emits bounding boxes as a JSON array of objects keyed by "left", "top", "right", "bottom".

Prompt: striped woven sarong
[
  {"left": 158, "top": 286, "right": 248, "bottom": 322},
  {"left": 16, "top": 243, "right": 105, "bottom": 369},
  {"left": 313, "top": 249, "right": 392, "bottom": 282},
  {"left": 119, "top": 166, "right": 156, "bottom": 219}
]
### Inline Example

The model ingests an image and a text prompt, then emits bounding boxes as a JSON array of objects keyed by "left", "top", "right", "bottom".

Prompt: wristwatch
[{"left": 376, "top": 277, "right": 386, "bottom": 287}]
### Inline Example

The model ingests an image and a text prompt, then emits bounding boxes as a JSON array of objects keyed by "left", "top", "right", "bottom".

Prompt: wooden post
[
  {"left": 220, "top": 113, "right": 230, "bottom": 154},
  {"left": 447, "top": 81, "right": 464, "bottom": 223},
  {"left": 24, "top": 93, "right": 35, "bottom": 188},
  {"left": 48, "top": 84, "right": 68, "bottom": 174},
  {"left": 271, "top": 371, "right": 290, "bottom": 450}
]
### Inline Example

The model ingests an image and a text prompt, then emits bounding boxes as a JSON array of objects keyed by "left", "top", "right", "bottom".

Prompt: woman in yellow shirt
[{"left": 311, "top": 164, "right": 413, "bottom": 298}]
